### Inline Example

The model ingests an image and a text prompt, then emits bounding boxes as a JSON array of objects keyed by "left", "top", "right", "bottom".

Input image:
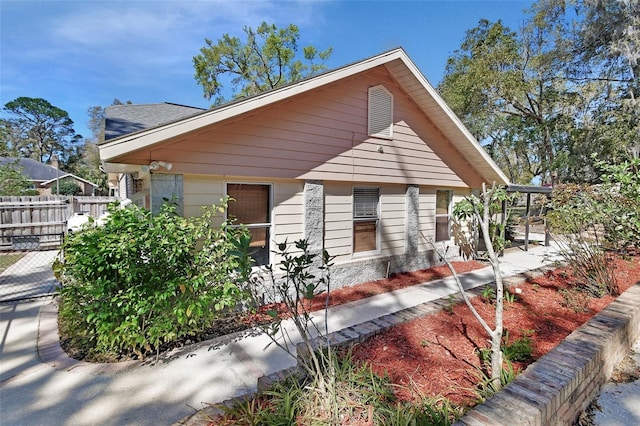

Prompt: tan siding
[
  {"left": 272, "top": 182, "right": 304, "bottom": 256},
  {"left": 324, "top": 182, "right": 353, "bottom": 262},
  {"left": 119, "top": 67, "right": 482, "bottom": 188},
  {"left": 183, "top": 175, "right": 303, "bottom": 264},
  {"left": 418, "top": 187, "right": 436, "bottom": 251},
  {"left": 183, "top": 175, "right": 224, "bottom": 221}
]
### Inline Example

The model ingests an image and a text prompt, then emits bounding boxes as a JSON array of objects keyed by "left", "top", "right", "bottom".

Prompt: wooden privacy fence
[{"left": 0, "top": 196, "right": 118, "bottom": 248}]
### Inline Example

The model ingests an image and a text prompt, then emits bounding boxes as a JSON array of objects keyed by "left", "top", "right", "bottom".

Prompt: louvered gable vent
[{"left": 368, "top": 85, "right": 393, "bottom": 138}]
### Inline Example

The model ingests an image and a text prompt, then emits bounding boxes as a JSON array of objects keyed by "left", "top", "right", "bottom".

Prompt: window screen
[
  {"left": 227, "top": 183, "right": 271, "bottom": 265},
  {"left": 435, "top": 190, "right": 451, "bottom": 242}
]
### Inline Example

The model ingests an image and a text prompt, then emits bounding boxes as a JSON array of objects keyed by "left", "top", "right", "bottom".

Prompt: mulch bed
[{"left": 350, "top": 254, "right": 640, "bottom": 406}]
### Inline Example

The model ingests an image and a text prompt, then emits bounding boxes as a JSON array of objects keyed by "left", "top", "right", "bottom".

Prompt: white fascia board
[
  {"left": 100, "top": 49, "right": 407, "bottom": 162},
  {"left": 41, "top": 173, "right": 99, "bottom": 187}
]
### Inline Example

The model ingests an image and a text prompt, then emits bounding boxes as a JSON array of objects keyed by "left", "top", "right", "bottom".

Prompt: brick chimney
[{"left": 50, "top": 154, "right": 59, "bottom": 169}]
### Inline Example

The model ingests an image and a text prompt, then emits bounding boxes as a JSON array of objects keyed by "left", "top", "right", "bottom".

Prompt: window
[
  {"left": 435, "top": 190, "right": 452, "bottom": 242},
  {"left": 368, "top": 85, "right": 393, "bottom": 138},
  {"left": 227, "top": 183, "right": 271, "bottom": 265},
  {"left": 353, "top": 187, "right": 379, "bottom": 253}
]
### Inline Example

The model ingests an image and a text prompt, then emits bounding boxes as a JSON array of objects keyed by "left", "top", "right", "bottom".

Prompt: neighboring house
[
  {"left": 99, "top": 48, "right": 509, "bottom": 287},
  {"left": 0, "top": 156, "right": 99, "bottom": 196}
]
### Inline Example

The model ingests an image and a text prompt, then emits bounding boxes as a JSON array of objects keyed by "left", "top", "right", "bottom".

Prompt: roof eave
[{"left": 100, "top": 48, "right": 510, "bottom": 187}]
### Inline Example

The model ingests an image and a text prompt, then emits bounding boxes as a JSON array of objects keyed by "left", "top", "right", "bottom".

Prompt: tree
[
  {"left": 52, "top": 179, "right": 83, "bottom": 196},
  {"left": 571, "top": 0, "right": 640, "bottom": 161},
  {"left": 0, "top": 160, "right": 38, "bottom": 196},
  {"left": 438, "top": 0, "right": 638, "bottom": 185},
  {"left": 193, "top": 22, "right": 332, "bottom": 103},
  {"left": 425, "top": 184, "right": 509, "bottom": 390},
  {"left": 2, "top": 97, "right": 81, "bottom": 164}
]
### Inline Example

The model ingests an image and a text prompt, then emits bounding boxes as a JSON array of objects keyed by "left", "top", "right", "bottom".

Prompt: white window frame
[
  {"left": 225, "top": 182, "right": 273, "bottom": 266},
  {"left": 352, "top": 186, "right": 381, "bottom": 255},
  {"left": 368, "top": 85, "right": 394, "bottom": 139}
]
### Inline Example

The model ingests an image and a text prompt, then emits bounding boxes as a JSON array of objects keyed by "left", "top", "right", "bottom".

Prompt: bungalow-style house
[
  {"left": 99, "top": 48, "right": 509, "bottom": 287},
  {"left": 0, "top": 156, "right": 99, "bottom": 196}
]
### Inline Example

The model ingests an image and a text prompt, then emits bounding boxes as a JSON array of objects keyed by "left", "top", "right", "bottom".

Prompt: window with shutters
[
  {"left": 353, "top": 187, "right": 380, "bottom": 253},
  {"left": 227, "top": 183, "right": 271, "bottom": 266},
  {"left": 435, "top": 190, "right": 452, "bottom": 242},
  {"left": 368, "top": 85, "right": 393, "bottom": 139}
]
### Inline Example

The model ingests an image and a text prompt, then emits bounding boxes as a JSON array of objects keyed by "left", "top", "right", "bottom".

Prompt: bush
[
  {"left": 55, "top": 199, "right": 251, "bottom": 359},
  {"left": 53, "top": 180, "right": 82, "bottom": 195},
  {"left": 549, "top": 183, "right": 618, "bottom": 296}
]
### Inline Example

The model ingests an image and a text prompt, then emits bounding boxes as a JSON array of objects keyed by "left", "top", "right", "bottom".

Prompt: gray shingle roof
[
  {"left": 0, "top": 157, "right": 65, "bottom": 181},
  {"left": 0, "top": 157, "right": 98, "bottom": 186},
  {"left": 104, "top": 102, "right": 205, "bottom": 141}
]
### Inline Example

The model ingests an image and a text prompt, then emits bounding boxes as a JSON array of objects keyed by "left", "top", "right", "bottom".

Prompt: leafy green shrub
[
  {"left": 453, "top": 186, "right": 518, "bottom": 257},
  {"left": 596, "top": 157, "right": 640, "bottom": 252},
  {"left": 548, "top": 183, "right": 618, "bottom": 296},
  {"left": 56, "top": 199, "right": 250, "bottom": 359},
  {"left": 501, "top": 329, "right": 533, "bottom": 362},
  {"left": 53, "top": 180, "right": 82, "bottom": 195}
]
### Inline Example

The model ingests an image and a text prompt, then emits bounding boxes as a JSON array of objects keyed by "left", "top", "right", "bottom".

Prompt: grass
[
  {"left": 214, "top": 348, "right": 464, "bottom": 425},
  {"left": 0, "top": 253, "right": 25, "bottom": 273}
]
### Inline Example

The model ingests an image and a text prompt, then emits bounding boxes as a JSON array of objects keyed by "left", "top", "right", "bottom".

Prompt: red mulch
[
  {"left": 250, "top": 260, "right": 486, "bottom": 319},
  {"left": 350, "top": 254, "right": 640, "bottom": 407}
]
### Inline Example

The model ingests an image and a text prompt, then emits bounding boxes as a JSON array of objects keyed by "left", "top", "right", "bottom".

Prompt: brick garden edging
[{"left": 456, "top": 281, "right": 640, "bottom": 426}]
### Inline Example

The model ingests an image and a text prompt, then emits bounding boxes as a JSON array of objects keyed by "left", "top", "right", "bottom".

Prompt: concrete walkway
[
  {"left": 0, "top": 244, "right": 575, "bottom": 425},
  {"left": 591, "top": 339, "right": 640, "bottom": 425}
]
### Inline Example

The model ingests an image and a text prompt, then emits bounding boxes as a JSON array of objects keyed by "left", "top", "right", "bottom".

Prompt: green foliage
[
  {"left": 0, "top": 160, "right": 38, "bottom": 196},
  {"left": 56, "top": 198, "right": 250, "bottom": 359},
  {"left": 219, "top": 349, "right": 463, "bottom": 425},
  {"left": 481, "top": 284, "right": 496, "bottom": 301},
  {"left": 453, "top": 185, "right": 517, "bottom": 257},
  {"left": 2, "top": 97, "right": 81, "bottom": 164},
  {"left": 474, "top": 358, "right": 518, "bottom": 403},
  {"left": 193, "top": 22, "right": 332, "bottom": 103},
  {"left": 504, "top": 290, "right": 516, "bottom": 304},
  {"left": 438, "top": 2, "right": 638, "bottom": 185},
  {"left": 501, "top": 329, "right": 533, "bottom": 362},
  {"left": 52, "top": 180, "right": 82, "bottom": 195},
  {"left": 547, "top": 161, "right": 634, "bottom": 296},
  {"left": 596, "top": 157, "right": 640, "bottom": 252},
  {"left": 478, "top": 329, "right": 533, "bottom": 365}
]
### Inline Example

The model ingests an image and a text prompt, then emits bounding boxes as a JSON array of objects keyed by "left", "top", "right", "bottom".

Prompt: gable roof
[
  {"left": 0, "top": 157, "right": 99, "bottom": 187},
  {"left": 100, "top": 48, "right": 509, "bottom": 185},
  {"left": 104, "top": 102, "right": 206, "bottom": 141}
]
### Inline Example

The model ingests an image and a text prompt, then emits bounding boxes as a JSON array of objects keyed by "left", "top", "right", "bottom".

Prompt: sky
[{"left": 1, "top": 0, "right": 534, "bottom": 141}]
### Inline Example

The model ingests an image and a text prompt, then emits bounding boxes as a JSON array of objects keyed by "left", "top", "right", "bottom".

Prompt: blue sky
[{"left": 1, "top": 0, "right": 534, "bottom": 141}]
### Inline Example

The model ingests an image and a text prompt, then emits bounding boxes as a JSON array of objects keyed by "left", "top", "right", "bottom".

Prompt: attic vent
[{"left": 368, "top": 85, "right": 393, "bottom": 139}]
